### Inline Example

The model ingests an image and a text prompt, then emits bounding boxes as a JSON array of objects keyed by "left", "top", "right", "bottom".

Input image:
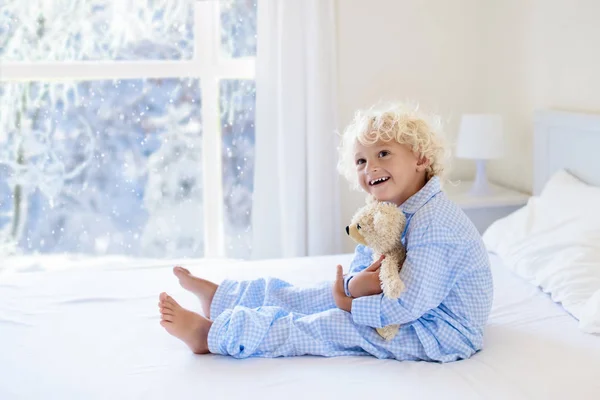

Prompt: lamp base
[{"left": 468, "top": 160, "right": 494, "bottom": 196}]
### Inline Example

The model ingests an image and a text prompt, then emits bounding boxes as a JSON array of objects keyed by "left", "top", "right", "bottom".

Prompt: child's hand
[
  {"left": 348, "top": 255, "right": 385, "bottom": 298},
  {"left": 333, "top": 265, "right": 352, "bottom": 312}
]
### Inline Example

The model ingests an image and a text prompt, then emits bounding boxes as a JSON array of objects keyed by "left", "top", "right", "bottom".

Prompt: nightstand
[{"left": 443, "top": 180, "right": 530, "bottom": 234}]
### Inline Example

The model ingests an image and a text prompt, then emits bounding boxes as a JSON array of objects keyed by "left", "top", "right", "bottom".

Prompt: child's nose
[{"left": 367, "top": 162, "right": 380, "bottom": 173}]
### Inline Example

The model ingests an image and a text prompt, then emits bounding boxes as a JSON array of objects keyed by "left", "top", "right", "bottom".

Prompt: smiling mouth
[{"left": 369, "top": 177, "right": 390, "bottom": 186}]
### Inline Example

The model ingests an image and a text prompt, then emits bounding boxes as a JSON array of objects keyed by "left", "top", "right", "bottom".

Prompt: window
[{"left": 0, "top": 0, "right": 257, "bottom": 260}]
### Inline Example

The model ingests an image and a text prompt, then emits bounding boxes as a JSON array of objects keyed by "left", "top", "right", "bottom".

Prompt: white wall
[
  {"left": 528, "top": 0, "right": 600, "bottom": 112},
  {"left": 335, "top": 0, "right": 600, "bottom": 253},
  {"left": 483, "top": 0, "right": 600, "bottom": 193},
  {"left": 479, "top": 0, "right": 533, "bottom": 193}
]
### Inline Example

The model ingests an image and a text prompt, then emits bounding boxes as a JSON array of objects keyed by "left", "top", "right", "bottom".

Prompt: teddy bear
[{"left": 346, "top": 196, "right": 407, "bottom": 341}]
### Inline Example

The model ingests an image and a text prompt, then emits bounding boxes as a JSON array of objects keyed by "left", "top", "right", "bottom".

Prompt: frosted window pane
[
  {"left": 0, "top": 1, "right": 194, "bottom": 61},
  {"left": 220, "top": 0, "right": 257, "bottom": 58},
  {"left": 0, "top": 79, "right": 204, "bottom": 258},
  {"left": 220, "top": 79, "right": 255, "bottom": 259}
]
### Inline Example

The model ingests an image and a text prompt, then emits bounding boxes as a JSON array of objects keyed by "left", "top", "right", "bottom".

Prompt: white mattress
[{"left": 1, "top": 253, "right": 599, "bottom": 400}]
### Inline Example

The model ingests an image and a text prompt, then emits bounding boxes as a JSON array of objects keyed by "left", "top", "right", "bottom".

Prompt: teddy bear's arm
[{"left": 379, "top": 253, "right": 405, "bottom": 299}]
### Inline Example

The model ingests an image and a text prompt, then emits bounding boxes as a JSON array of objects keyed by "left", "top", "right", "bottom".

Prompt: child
[{"left": 158, "top": 102, "right": 493, "bottom": 362}]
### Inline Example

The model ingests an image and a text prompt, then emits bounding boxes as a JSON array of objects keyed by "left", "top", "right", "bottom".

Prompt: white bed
[{"left": 1, "top": 110, "right": 600, "bottom": 399}]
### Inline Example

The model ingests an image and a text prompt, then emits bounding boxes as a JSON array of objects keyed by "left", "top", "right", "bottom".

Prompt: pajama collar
[{"left": 400, "top": 176, "right": 442, "bottom": 215}]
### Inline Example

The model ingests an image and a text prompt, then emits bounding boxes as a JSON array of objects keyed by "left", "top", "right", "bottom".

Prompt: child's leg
[
  {"left": 173, "top": 267, "right": 334, "bottom": 320},
  {"left": 207, "top": 305, "right": 427, "bottom": 360},
  {"left": 173, "top": 266, "right": 217, "bottom": 318},
  {"left": 210, "top": 278, "right": 335, "bottom": 321}
]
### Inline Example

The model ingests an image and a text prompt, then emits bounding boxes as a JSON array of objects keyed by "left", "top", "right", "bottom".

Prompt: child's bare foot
[
  {"left": 173, "top": 266, "right": 218, "bottom": 318},
  {"left": 158, "top": 292, "right": 211, "bottom": 354}
]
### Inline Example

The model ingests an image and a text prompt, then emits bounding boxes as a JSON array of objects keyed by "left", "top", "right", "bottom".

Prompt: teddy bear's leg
[
  {"left": 380, "top": 257, "right": 405, "bottom": 299},
  {"left": 376, "top": 324, "right": 400, "bottom": 341}
]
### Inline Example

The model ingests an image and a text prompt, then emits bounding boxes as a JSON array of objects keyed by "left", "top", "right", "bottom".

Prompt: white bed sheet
[{"left": 1, "top": 253, "right": 599, "bottom": 400}]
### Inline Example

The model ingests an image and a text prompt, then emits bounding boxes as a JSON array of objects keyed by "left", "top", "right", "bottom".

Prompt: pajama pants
[{"left": 206, "top": 277, "right": 429, "bottom": 360}]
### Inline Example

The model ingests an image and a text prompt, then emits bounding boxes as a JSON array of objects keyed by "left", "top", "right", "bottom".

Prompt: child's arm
[
  {"left": 349, "top": 224, "right": 476, "bottom": 328},
  {"left": 333, "top": 256, "right": 385, "bottom": 312},
  {"left": 333, "top": 265, "right": 353, "bottom": 312},
  {"left": 334, "top": 260, "right": 383, "bottom": 312},
  {"left": 347, "top": 256, "right": 385, "bottom": 298},
  {"left": 343, "top": 245, "right": 377, "bottom": 296}
]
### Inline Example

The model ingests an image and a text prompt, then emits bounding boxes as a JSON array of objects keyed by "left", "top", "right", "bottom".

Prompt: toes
[
  {"left": 173, "top": 266, "right": 190, "bottom": 276},
  {"left": 160, "top": 320, "right": 170, "bottom": 329},
  {"left": 164, "top": 295, "right": 179, "bottom": 308},
  {"left": 161, "top": 313, "right": 174, "bottom": 322},
  {"left": 160, "top": 307, "right": 174, "bottom": 315},
  {"left": 159, "top": 292, "right": 179, "bottom": 308}
]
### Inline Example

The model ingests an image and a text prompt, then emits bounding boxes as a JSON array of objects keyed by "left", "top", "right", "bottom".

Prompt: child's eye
[
  {"left": 378, "top": 150, "right": 390, "bottom": 158},
  {"left": 355, "top": 158, "right": 365, "bottom": 166}
]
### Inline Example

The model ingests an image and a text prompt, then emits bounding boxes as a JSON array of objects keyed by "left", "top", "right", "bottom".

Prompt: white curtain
[{"left": 251, "top": 0, "right": 341, "bottom": 259}]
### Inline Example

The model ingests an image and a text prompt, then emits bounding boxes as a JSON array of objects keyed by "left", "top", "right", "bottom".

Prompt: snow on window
[
  {"left": 0, "top": 0, "right": 194, "bottom": 61},
  {"left": 221, "top": 79, "right": 255, "bottom": 259},
  {"left": 0, "top": 79, "right": 203, "bottom": 257},
  {"left": 220, "top": 0, "right": 257, "bottom": 58},
  {"left": 0, "top": 0, "right": 257, "bottom": 260}
]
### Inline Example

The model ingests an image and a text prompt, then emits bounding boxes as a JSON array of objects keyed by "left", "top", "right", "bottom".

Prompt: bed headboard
[{"left": 533, "top": 110, "right": 600, "bottom": 195}]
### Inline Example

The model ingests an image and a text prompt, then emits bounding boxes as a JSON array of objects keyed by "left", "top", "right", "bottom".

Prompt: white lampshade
[{"left": 456, "top": 114, "right": 504, "bottom": 160}]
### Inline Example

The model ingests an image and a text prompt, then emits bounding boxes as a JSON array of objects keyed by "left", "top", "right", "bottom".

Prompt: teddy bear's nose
[{"left": 345, "top": 226, "right": 349, "bottom": 235}]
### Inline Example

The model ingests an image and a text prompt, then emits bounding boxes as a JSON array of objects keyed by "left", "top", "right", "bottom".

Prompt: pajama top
[{"left": 344, "top": 176, "right": 493, "bottom": 358}]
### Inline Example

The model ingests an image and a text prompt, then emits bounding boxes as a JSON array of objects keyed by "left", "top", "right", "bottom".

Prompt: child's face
[{"left": 354, "top": 139, "right": 429, "bottom": 206}]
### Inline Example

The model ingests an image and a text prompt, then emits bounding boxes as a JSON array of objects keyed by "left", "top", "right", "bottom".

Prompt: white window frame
[{"left": 0, "top": 2, "right": 256, "bottom": 258}]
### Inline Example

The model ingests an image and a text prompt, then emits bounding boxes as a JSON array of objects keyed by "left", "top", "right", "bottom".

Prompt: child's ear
[{"left": 416, "top": 155, "right": 430, "bottom": 172}]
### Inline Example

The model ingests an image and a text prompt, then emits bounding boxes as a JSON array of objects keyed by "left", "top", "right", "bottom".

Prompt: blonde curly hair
[{"left": 337, "top": 102, "right": 450, "bottom": 190}]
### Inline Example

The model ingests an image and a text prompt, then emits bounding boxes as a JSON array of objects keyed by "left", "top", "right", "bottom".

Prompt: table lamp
[{"left": 455, "top": 114, "right": 504, "bottom": 196}]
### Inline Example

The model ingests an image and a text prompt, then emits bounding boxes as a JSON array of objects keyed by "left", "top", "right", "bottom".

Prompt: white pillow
[{"left": 483, "top": 170, "right": 600, "bottom": 334}]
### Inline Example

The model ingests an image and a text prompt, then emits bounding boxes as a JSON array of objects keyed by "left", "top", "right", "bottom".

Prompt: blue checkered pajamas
[{"left": 207, "top": 177, "right": 494, "bottom": 362}]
